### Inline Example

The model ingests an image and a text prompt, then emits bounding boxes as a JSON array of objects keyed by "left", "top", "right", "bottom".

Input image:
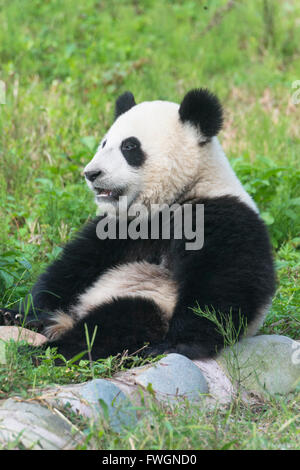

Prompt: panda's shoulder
[
  {"left": 191, "top": 195, "right": 260, "bottom": 222},
  {"left": 188, "top": 195, "right": 270, "bottom": 243}
]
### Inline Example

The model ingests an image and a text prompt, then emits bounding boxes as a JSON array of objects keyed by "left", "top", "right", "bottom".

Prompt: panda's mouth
[
  {"left": 96, "top": 189, "right": 114, "bottom": 198},
  {"left": 94, "top": 187, "right": 125, "bottom": 200}
]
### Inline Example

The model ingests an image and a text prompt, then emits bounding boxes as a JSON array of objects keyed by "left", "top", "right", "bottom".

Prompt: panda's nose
[{"left": 84, "top": 170, "right": 102, "bottom": 182}]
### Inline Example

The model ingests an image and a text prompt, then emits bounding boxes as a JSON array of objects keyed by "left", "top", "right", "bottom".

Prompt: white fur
[
  {"left": 44, "top": 310, "right": 75, "bottom": 340},
  {"left": 72, "top": 261, "right": 178, "bottom": 321},
  {"left": 244, "top": 300, "right": 272, "bottom": 337}
]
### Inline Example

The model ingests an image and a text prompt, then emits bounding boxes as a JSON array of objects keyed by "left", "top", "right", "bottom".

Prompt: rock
[
  {"left": 1, "top": 333, "right": 299, "bottom": 451},
  {"left": 39, "top": 379, "right": 137, "bottom": 432},
  {"left": 134, "top": 353, "right": 208, "bottom": 403},
  {"left": 0, "top": 327, "right": 47, "bottom": 365},
  {"left": 218, "top": 334, "right": 300, "bottom": 396},
  {"left": 0, "top": 399, "right": 82, "bottom": 450},
  {"left": 0, "top": 326, "right": 47, "bottom": 346}
]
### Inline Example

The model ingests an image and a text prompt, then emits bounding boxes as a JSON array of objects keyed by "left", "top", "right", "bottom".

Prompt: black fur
[
  {"left": 115, "top": 91, "right": 136, "bottom": 120},
  {"left": 179, "top": 88, "right": 223, "bottom": 137},
  {"left": 49, "top": 297, "right": 168, "bottom": 360},
  {"left": 121, "top": 137, "right": 146, "bottom": 167},
  {"left": 5, "top": 196, "right": 276, "bottom": 361}
]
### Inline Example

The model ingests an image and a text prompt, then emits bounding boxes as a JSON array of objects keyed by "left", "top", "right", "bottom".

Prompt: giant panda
[{"left": 0, "top": 88, "right": 276, "bottom": 360}]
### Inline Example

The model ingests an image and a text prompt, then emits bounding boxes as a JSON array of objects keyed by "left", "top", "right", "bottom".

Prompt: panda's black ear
[
  {"left": 179, "top": 88, "right": 223, "bottom": 137},
  {"left": 114, "top": 91, "right": 136, "bottom": 120}
]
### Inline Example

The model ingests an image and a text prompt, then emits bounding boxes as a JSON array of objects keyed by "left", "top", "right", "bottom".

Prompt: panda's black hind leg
[{"left": 47, "top": 296, "right": 169, "bottom": 362}]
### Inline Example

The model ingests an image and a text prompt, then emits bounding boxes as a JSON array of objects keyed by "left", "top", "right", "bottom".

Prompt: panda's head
[{"left": 84, "top": 88, "right": 224, "bottom": 214}]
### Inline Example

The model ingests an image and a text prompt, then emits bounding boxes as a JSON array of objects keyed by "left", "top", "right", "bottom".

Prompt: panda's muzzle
[
  {"left": 84, "top": 170, "right": 126, "bottom": 200},
  {"left": 95, "top": 188, "right": 114, "bottom": 198},
  {"left": 84, "top": 170, "right": 102, "bottom": 183},
  {"left": 94, "top": 185, "right": 126, "bottom": 200}
]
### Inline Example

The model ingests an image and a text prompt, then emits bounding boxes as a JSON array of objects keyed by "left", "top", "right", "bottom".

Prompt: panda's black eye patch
[
  {"left": 120, "top": 137, "right": 145, "bottom": 167},
  {"left": 122, "top": 139, "right": 138, "bottom": 151},
  {"left": 102, "top": 140, "right": 107, "bottom": 148},
  {"left": 121, "top": 137, "right": 140, "bottom": 151}
]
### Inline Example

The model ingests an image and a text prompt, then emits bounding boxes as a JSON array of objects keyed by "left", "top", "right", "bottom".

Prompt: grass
[
  {"left": 76, "top": 395, "right": 300, "bottom": 450},
  {"left": 0, "top": 0, "right": 299, "bottom": 450},
  {"left": 0, "top": 341, "right": 160, "bottom": 398}
]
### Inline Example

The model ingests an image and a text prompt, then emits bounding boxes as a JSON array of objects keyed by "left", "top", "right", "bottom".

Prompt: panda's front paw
[{"left": 0, "top": 308, "right": 23, "bottom": 326}]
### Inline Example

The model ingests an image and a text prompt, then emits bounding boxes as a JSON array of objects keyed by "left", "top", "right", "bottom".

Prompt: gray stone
[
  {"left": 0, "top": 399, "right": 82, "bottom": 450},
  {"left": 0, "top": 326, "right": 47, "bottom": 346},
  {"left": 218, "top": 334, "right": 300, "bottom": 396},
  {"left": 40, "top": 378, "right": 137, "bottom": 432},
  {"left": 135, "top": 353, "right": 208, "bottom": 403},
  {"left": 0, "top": 327, "right": 47, "bottom": 365}
]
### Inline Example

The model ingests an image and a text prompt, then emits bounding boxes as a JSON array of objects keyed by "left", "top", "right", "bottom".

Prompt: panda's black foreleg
[{"left": 46, "top": 296, "right": 169, "bottom": 362}]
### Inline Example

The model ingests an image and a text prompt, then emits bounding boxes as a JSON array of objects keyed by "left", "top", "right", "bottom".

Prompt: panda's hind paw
[
  {"left": 0, "top": 308, "right": 23, "bottom": 326},
  {"left": 143, "top": 341, "right": 173, "bottom": 358}
]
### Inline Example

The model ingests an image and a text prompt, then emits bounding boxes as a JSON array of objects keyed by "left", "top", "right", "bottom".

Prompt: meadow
[{"left": 0, "top": 0, "right": 299, "bottom": 449}]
